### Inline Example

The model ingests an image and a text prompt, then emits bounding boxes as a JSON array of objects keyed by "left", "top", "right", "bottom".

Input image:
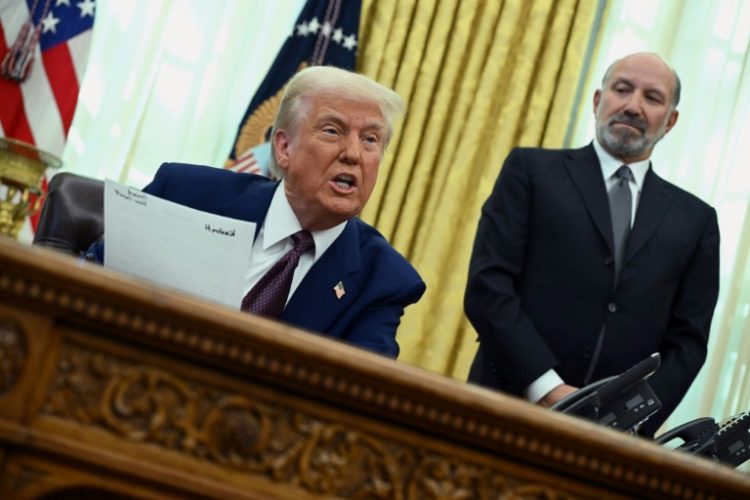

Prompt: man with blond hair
[{"left": 90, "top": 66, "right": 425, "bottom": 357}]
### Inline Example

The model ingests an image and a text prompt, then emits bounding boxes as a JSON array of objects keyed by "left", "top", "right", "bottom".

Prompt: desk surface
[{"left": 1, "top": 237, "right": 748, "bottom": 499}]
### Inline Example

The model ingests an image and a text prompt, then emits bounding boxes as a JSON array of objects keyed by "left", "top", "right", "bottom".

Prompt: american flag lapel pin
[{"left": 333, "top": 281, "right": 346, "bottom": 299}]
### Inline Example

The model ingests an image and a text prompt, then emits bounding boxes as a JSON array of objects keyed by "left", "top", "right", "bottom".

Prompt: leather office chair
[{"left": 33, "top": 172, "right": 104, "bottom": 256}]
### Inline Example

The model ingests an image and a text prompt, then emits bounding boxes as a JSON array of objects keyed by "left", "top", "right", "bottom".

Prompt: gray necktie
[
  {"left": 608, "top": 165, "right": 634, "bottom": 283},
  {"left": 584, "top": 165, "right": 635, "bottom": 385}
]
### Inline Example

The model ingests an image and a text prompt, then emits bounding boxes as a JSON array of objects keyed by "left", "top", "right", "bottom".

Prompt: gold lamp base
[{"left": 0, "top": 137, "right": 62, "bottom": 239}]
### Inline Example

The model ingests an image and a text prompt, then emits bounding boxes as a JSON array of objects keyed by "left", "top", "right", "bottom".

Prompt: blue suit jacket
[{"left": 91, "top": 163, "right": 425, "bottom": 358}]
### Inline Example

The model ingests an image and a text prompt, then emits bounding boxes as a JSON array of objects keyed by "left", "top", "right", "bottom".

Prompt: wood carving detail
[
  {"left": 41, "top": 345, "right": 573, "bottom": 499},
  {"left": 0, "top": 269, "right": 670, "bottom": 496},
  {"left": 0, "top": 317, "right": 26, "bottom": 395},
  {"left": 9, "top": 463, "right": 50, "bottom": 496}
]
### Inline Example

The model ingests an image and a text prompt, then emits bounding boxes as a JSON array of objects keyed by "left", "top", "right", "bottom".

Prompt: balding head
[{"left": 601, "top": 52, "right": 681, "bottom": 108}]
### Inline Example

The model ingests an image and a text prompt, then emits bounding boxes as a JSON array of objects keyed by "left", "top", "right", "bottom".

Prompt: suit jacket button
[
  {"left": 607, "top": 302, "right": 617, "bottom": 313},
  {"left": 582, "top": 348, "right": 592, "bottom": 359},
  {"left": 604, "top": 256, "right": 614, "bottom": 266}
]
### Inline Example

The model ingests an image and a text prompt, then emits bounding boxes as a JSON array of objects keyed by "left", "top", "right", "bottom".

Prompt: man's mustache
[{"left": 608, "top": 114, "right": 646, "bottom": 133}]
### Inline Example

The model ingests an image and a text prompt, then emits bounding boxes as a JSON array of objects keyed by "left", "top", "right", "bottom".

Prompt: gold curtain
[{"left": 357, "top": 0, "right": 605, "bottom": 379}]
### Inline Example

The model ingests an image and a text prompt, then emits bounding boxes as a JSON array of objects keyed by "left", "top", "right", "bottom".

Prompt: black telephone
[
  {"left": 655, "top": 410, "right": 750, "bottom": 468},
  {"left": 551, "top": 353, "right": 662, "bottom": 433}
]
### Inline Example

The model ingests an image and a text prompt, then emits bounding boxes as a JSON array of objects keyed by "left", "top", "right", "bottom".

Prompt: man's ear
[
  {"left": 664, "top": 109, "right": 679, "bottom": 135},
  {"left": 273, "top": 129, "right": 291, "bottom": 171},
  {"left": 593, "top": 89, "right": 602, "bottom": 114}
]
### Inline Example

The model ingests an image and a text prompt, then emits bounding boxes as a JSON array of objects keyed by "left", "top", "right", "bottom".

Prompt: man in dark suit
[
  {"left": 89, "top": 66, "right": 425, "bottom": 358},
  {"left": 465, "top": 52, "right": 719, "bottom": 436}
]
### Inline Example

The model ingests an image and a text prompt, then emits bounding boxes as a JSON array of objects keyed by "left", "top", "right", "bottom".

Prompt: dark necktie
[
  {"left": 608, "top": 165, "right": 634, "bottom": 283},
  {"left": 584, "top": 165, "right": 636, "bottom": 385},
  {"left": 240, "top": 230, "right": 314, "bottom": 317}
]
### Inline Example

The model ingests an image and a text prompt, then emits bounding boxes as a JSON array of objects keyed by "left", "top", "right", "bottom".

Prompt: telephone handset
[
  {"left": 551, "top": 353, "right": 662, "bottom": 433},
  {"left": 654, "top": 417, "right": 718, "bottom": 451},
  {"left": 656, "top": 410, "right": 750, "bottom": 468}
]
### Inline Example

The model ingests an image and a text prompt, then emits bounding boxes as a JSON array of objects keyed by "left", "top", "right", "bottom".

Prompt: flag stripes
[
  {"left": 43, "top": 40, "right": 80, "bottom": 134},
  {"left": 0, "top": 0, "right": 94, "bottom": 157},
  {"left": 0, "top": 0, "right": 95, "bottom": 236},
  {"left": 228, "top": 150, "right": 262, "bottom": 175}
]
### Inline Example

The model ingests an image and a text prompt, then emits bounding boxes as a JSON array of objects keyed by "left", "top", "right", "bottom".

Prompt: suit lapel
[
  {"left": 220, "top": 180, "right": 278, "bottom": 241},
  {"left": 281, "top": 220, "right": 362, "bottom": 336},
  {"left": 626, "top": 167, "right": 674, "bottom": 262},
  {"left": 564, "top": 145, "right": 614, "bottom": 253}
]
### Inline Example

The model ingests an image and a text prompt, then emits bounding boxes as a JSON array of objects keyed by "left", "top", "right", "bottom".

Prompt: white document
[{"left": 103, "top": 179, "right": 255, "bottom": 308}]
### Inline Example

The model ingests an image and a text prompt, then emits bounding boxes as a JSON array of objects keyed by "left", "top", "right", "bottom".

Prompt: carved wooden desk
[{"left": 1, "top": 237, "right": 749, "bottom": 499}]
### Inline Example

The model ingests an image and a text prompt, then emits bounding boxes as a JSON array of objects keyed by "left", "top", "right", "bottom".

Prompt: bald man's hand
[{"left": 537, "top": 384, "right": 578, "bottom": 408}]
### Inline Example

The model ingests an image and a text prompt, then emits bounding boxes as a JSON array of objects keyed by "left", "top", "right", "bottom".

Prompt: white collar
[
  {"left": 263, "top": 179, "right": 347, "bottom": 262},
  {"left": 593, "top": 139, "right": 650, "bottom": 189}
]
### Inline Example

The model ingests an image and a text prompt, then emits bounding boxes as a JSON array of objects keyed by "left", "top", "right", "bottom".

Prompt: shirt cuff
[{"left": 524, "top": 369, "right": 564, "bottom": 403}]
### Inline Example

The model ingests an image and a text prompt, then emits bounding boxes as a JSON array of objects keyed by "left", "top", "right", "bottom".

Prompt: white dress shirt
[
  {"left": 523, "top": 140, "right": 651, "bottom": 403},
  {"left": 243, "top": 180, "right": 346, "bottom": 306}
]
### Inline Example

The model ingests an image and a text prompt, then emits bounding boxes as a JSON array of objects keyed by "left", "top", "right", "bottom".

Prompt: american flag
[
  {"left": 333, "top": 280, "right": 345, "bottom": 299},
  {"left": 226, "top": 142, "right": 266, "bottom": 176},
  {"left": 0, "top": 0, "right": 96, "bottom": 230}
]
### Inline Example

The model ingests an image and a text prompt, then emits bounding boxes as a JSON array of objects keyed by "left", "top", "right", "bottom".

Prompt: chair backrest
[{"left": 33, "top": 172, "right": 104, "bottom": 255}]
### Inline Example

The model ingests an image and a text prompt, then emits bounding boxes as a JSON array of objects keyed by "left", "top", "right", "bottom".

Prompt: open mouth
[{"left": 332, "top": 174, "right": 357, "bottom": 191}]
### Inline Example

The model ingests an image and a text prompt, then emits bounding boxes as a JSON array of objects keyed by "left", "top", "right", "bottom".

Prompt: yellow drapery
[{"left": 357, "top": 0, "right": 605, "bottom": 379}]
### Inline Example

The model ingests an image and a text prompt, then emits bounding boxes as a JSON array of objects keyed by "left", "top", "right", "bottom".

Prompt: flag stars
[
  {"left": 41, "top": 12, "right": 61, "bottom": 34},
  {"left": 77, "top": 0, "right": 95, "bottom": 17},
  {"left": 56, "top": 0, "right": 71, "bottom": 6},
  {"left": 295, "top": 19, "right": 357, "bottom": 52},
  {"left": 307, "top": 17, "right": 320, "bottom": 34},
  {"left": 342, "top": 34, "right": 357, "bottom": 51}
]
